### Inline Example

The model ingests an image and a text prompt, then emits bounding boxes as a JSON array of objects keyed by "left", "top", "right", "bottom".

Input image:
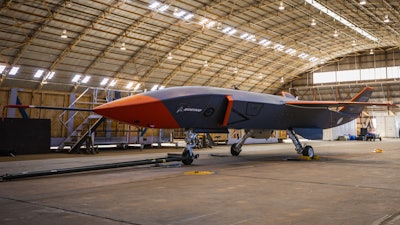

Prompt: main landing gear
[
  {"left": 230, "top": 128, "right": 316, "bottom": 158},
  {"left": 181, "top": 129, "right": 199, "bottom": 165}
]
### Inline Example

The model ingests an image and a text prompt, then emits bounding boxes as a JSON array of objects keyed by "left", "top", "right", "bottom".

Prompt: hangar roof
[{"left": 0, "top": 0, "right": 399, "bottom": 94}]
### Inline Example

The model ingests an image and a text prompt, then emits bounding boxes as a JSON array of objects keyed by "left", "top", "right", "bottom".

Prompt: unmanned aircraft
[{"left": 94, "top": 86, "right": 394, "bottom": 165}]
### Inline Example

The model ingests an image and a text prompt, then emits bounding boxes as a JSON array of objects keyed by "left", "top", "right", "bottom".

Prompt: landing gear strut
[
  {"left": 181, "top": 129, "right": 199, "bottom": 165},
  {"left": 230, "top": 130, "right": 254, "bottom": 156},
  {"left": 286, "top": 128, "right": 315, "bottom": 158}
]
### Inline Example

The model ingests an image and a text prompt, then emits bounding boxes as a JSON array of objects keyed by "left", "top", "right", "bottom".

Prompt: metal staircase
[{"left": 57, "top": 88, "right": 110, "bottom": 152}]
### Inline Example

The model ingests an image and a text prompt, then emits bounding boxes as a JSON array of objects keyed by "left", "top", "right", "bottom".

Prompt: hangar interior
[
  {"left": 0, "top": 0, "right": 400, "bottom": 153},
  {"left": 2, "top": 2, "right": 400, "bottom": 225}
]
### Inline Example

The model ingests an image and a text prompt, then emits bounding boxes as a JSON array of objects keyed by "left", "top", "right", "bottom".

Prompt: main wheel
[
  {"left": 181, "top": 148, "right": 194, "bottom": 165},
  {"left": 230, "top": 143, "right": 241, "bottom": 156},
  {"left": 302, "top": 145, "right": 314, "bottom": 158}
]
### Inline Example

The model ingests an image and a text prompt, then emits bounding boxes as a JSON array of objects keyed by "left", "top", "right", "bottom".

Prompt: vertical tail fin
[{"left": 340, "top": 87, "right": 374, "bottom": 114}]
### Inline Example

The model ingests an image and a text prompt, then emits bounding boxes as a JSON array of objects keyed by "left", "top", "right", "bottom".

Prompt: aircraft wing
[{"left": 285, "top": 101, "right": 396, "bottom": 108}]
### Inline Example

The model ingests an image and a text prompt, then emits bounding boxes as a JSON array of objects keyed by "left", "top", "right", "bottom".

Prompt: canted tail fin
[{"left": 339, "top": 87, "right": 373, "bottom": 114}]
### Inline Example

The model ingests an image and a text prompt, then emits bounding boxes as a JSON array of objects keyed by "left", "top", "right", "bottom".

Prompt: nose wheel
[{"left": 181, "top": 130, "right": 199, "bottom": 165}]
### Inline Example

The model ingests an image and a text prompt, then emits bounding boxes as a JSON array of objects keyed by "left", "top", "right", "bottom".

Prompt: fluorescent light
[
  {"left": 227, "top": 29, "right": 237, "bottom": 35},
  {"left": 34, "top": 69, "right": 44, "bottom": 78},
  {"left": 9, "top": 66, "right": 19, "bottom": 75},
  {"left": 199, "top": 18, "right": 209, "bottom": 26},
  {"left": 109, "top": 79, "right": 117, "bottom": 87},
  {"left": 222, "top": 27, "right": 231, "bottom": 33},
  {"left": 134, "top": 83, "right": 141, "bottom": 91},
  {"left": 158, "top": 4, "right": 169, "bottom": 12},
  {"left": 359, "top": 0, "right": 366, "bottom": 5},
  {"left": 45, "top": 71, "right": 55, "bottom": 80},
  {"left": 0, "top": 65, "right": 6, "bottom": 74},
  {"left": 100, "top": 78, "right": 109, "bottom": 86},
  {"left": 298, "top": 53, "right": 309, "bottom": 59},
  {"left": 151, "top": 84, "right": 159, "bottom": 91},
  {"left": 246, "top": 34, "right": 255, "bottom": 41},
  {"left": 183, "top": 13, "right": 193, "bottom": 20},
  {"left": 305, "top": 0, "right": 378, "bottom": 42},
  {"left": 309, "top": 57, "right": 319, "bottom": 62},
  {"left": 240, "top": 33, "right": 249, "bottom": 39},
  {"left": 259, "top": 39, "right": 271, "bottom": 46},
  {"left": 149, "top": 1, "right": 161, "bottom": 9},
  {"left": 285, "top": 48, "right": 297, "bottom": 55},
  {"left": 206, "top": 21, "right": 216, "bottom": 29},
  {"left": 173, "top": 9, "right": 186, "bottom": 18},
  {"left": 126, "top": 82, "right": 133, "bottom": 89},
  {"left": 273, "top": 44, "right": 285, "bottom": 51},
  {"left": 72, "top": 74, "right": 81, "bottom": 83},
  {"left": 81, "top": 75, "right": 91, "bottom": 84}
]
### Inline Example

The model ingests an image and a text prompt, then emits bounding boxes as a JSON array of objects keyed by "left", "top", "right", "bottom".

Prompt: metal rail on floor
[{"left": 1, "top": 154, "right": 182, "bottom": 181}]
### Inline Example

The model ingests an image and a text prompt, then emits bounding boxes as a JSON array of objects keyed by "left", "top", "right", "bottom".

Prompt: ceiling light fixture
[
  {"left": 151, "top": 84, "right": 159, "bottom": 91},
  {"left": 72, "top": 74, "right": 81, "bottom": 83},
  {"left": 126, "top": 82, "right": 134, "bottom": 89},
  {"left": 134, "top": 83, "right": 141, "bottom": 91},
  {"left": 158, "top": 4, "right": 169, "bottom": 12},
  {"left": 384, "top": 15, "right": 389, "bottom": 23},
  {"left": 167, "top": 52, "right": 173, "bottom": 60},
  {"left": 149, "top": 1, "right": 161, "bottom": 9},
  {"left": 109, "top": 79, "right": 117, "bottom": 87},
  {"left": 45, "top": 71, "right": 55, "bottom": 80},
  {"left": 120, "top": 42, "right": 126, "bottom": 50},
  {"left": 298, "top": 53, "right": 309, "bottom": 59},
  {"left": 359, "top": 0, "right": 366, "bottom": 5},
  {"left": 370, "top": 49, "right": 374, "bottom": 55},
  {"left": 0, "top": 65, "right": 6, "bottom": 74},
  {"left": 100, "top": 78, "right": 109, "bottom": 86},
  {"left": 204, "top": 60, "right": 208, "bottom": 67},
  {"left": 9, "top": 66, "right": 19, "bottom": 75},
  {"left": 352, "top": 40, "right": 357, "bottom": 46},
  {"left": 280, "top": 77, "right": 284, "bottom": 83},
  {"left": 183, "top": 13, "right": 193, "bottom": 20},
  {"left": 278, "top": 1, "right": 285, "bottom": 10},
  {"left": 311, "top": 18, "right": 316, "bottom": 26},
  {"left": 305, "top": 0, "right": 378, "bottom": 42},
  {"left": 273, "top": 44, "right": 285, "bottom": 51},
  {"left": 61, "top": 29, "right": 68, "bottom": 38},
  {"left": 81, "top": 75, "right": 91, "bottom": 84},
  {"left": 34, "top": 69, "right": 44, "bottom": 78},
  {"left": 333, "top": 30, "right": 339, "bottom": 37},
  {"left": 199, "top": 18, "right": 209, "bottom": 26}
]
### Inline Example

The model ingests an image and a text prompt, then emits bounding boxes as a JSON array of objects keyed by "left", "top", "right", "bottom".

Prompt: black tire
[
  {"left": 302, "top": 145, "right": 314, "bottom": 158},
  {"left": 230, "top": 143, "right": 241, "bottom": 156},
  {"left": 181, "top": 148, "right": 194, "bottom": 165}
]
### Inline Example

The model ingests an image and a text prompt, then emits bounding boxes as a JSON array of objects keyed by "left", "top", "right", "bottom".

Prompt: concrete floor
[{"left": 1, "top": 139, "right": 400, "bottom": 225}]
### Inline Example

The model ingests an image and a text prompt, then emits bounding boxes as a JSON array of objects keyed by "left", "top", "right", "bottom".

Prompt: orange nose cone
[{"left": 94, "top": 95, "right": 179, "bottom": 128}]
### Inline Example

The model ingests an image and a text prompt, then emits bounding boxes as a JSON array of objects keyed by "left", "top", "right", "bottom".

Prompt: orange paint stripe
[{"left": 221, "top": 95, "right": 233, "bottom": 127}]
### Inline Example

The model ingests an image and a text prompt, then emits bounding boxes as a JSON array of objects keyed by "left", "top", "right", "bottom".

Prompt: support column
[
  {"left": 7, "top": 88, "right": 18, "bottom": 118},
  {"left": 68, "top": 93, "right": 76, "bottom": 136}
]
